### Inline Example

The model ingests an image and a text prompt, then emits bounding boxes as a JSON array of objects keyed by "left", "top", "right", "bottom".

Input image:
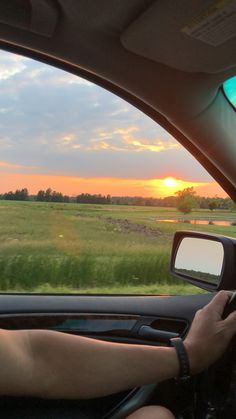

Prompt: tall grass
[
  {"left": 0, "top": 252, "right": 173, "bottom": 291},
  {"left": 0, "top": 200, "right": 235, "bottom": 293}
]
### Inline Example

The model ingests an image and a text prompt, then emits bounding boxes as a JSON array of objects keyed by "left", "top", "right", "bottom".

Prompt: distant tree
[
  {"left": 4, "top": 191, "right": 14, "bottom": 200},
  {"left": 36, "top": 190, "right": 45, "bottom": 201},
  {"left": 209, "top": 200, "right": 217, "bottom": 211},
  {"left": 198, "top": 196, "right": 209, "bottom": 209},
  {"left": 63, "top": 195, "right": 70, "bottom": 203},
  {"left": 14, "top": 189, "right": 22, "bottom": 200},
  {"left": 22, "top": 188, "right": 29, "bottom": 200},
  {"left": 229, "top": 201, "right": 236, "bottom": 211},
  {"left": 3, "top": 188, "right": 28, "bottom": 201},
  {"left": 36, "top": 189, "right": 70, "bottom": 203},
  {"left": 106, "top": 194, "right": 111, "bottom": 204},
  {"left": 175, "top": 187, "right": 197, "bottom": 214},
  {"left": 162, "top": 195, "right": 177, "bottom": 207},
  {"left": 76, "top": 193, "right": 111, "bottom": 204},
  {"left": 16, "top": 188, "right": 28, "bottom": 200},
  {"left": 45, "top": 188, "right": 52, "bottom": 202},
  {"left": 51, "top": 191, "right": 64, "bottom": 202}
]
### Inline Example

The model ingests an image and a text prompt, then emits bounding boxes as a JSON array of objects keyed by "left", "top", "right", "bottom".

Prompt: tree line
[
  {"left": 0, "top": 187, "right": 235, "bottom": 212},
  {"left": 0, "top": 188, "right": 111, "bottom": 205}
]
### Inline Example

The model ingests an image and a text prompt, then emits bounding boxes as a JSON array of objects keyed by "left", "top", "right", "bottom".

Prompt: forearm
[
  {"left": 1, "top": 291, "right": 236, "bottom": 400},
  {"left": 29, "top": 330, "right": 179, "bottom": 399}
]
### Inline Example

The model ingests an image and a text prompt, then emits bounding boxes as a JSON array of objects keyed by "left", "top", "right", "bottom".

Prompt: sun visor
[
  {"left": 0, "top": 0, "right": 59, "bottom": 38},
  {"left": 121, "top": 0, "right": 236, "bottom": 73}
]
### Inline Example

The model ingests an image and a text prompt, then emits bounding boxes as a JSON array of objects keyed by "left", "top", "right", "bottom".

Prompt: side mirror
[{"left": 170, "top": 231, "right": 236, "bottom": 291}]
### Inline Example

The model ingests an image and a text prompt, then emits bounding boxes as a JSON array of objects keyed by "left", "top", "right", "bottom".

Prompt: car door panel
[
  {"left": 0, "top": 293, "right": 212, "bottom": 319},
  {"left": 0, "top": 294, "right": 213, "bottom": 347},
  {"left": 0, "top": 293, "right": 212, "bottom": 418}
]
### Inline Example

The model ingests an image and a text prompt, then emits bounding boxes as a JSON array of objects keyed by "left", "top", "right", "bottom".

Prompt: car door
[{"left": 0, "top": 292, "right": 213, "bottom": 418}]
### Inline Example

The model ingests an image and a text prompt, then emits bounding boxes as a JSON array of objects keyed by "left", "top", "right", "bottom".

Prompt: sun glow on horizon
[
  {"left": 163, "top": 177, "right": 178, "bottom": 188},
  {"left": 0, "top": 172, "right": 227, "bottom": 198},
  {"left": 148, "top": 176, "right": 225, "bottom": 197}
]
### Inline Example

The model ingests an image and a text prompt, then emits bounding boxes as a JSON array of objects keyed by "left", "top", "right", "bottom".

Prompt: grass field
[{"left": 0, "top": 200, "right": 236, "bottom": 294}]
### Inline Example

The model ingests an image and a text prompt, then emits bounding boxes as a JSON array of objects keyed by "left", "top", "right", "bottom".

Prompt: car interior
[{"left": 0, "top": 1, "right": 236, "bottom": 418}]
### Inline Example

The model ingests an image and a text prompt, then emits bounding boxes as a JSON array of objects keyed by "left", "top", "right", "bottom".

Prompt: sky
[
  {"left": 175, "top": 237, "right": 224, "bottom": 276},
  {"left": 0, "top": 50, "right": 227, "bottom": 198}
]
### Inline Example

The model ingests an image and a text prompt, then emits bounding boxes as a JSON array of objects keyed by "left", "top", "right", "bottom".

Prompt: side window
[{"left": 0, "top": 50, "right": 234, "bottom": 295}]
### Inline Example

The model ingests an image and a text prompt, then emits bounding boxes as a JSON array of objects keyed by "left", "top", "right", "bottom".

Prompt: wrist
[
  {"left": 183, "top": 339, "right": 200, "bottom": 374},
  {"left": 170, "top": 337, "right": 191, "bottom": 380}
]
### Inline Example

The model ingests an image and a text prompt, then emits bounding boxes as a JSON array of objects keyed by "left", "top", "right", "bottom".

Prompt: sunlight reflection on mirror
[{"left": 174, "top": 237, "right": 224, "bottom": 285}]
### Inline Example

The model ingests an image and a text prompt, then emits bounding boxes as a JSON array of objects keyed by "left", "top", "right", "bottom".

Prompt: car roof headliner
[{"left": 0, "top": 0, "right": 236, "bottom": 199}]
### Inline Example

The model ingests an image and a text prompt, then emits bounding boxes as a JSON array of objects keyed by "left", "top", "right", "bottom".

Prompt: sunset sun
[{"left": 163, "top": 177, "right": 178, "bottom": 188}]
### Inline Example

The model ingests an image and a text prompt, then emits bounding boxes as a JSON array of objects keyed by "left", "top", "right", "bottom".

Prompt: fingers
[
  {"left": 228, "top": 291, "right": 236, "bottom": 304},
  {"left": 207, "top": 290, "right": 233, "bottom": 317},
  {"left": 223, "top": 310, "right": 236, "bottom": 333}
]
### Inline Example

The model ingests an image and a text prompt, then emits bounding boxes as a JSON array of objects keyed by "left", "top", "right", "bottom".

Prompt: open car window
[{"left": 0, "top": 50, "right": 236, "bottom": 296}]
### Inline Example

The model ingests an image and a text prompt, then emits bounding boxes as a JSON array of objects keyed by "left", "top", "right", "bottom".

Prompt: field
[{"left": 0, "top": 200, "right": 236, "bottom": 294}]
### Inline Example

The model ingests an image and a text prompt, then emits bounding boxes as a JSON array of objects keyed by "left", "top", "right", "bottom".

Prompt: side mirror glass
[
  {"left": 171, "top": 231, "right": 236, "bottom": 291},
  {"left": 174, "top": 237, "right": 224, "bottom": 286}
]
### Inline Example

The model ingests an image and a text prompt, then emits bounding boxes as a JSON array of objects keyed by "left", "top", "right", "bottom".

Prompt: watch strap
[{"left": 170, "top": 337, "right": 190, "bottom": 380}]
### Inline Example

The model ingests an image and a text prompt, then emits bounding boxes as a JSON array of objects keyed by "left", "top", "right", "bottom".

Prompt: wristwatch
[{"left": 170, "top": 337, "right": 191, "bottom": 381}]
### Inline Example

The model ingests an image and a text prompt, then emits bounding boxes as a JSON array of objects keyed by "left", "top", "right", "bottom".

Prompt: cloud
[
  {"left": 86, "top": 136, "right": 178, "bottom": 153},
  {"left": 113, "top": 126, "right": 138, "bottom": 135},
  {"left": 0, "top": 161, "right": 38, "bottom": 171},
  {"left": 63, "top": 133, "right": 76, "bottom": 143},
  {"left": 0, "top": 51, "right": 92, "bottom": 89},
  {"left": 0, "top": 52, "right": 27, "bottom": 81},
  {"left": 0, "top": 49, "right": 215, "bottom": 187},
  {"left": 81, "top": 125, "right": 179, "bottom": 153},
  {"left": 122, "top": 136, "right": 179, "bottom": 153}
]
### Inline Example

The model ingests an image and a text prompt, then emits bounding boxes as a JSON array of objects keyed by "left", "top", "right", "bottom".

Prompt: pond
[{"left": 157, "top": 219, "right": 236, "bottom": 226}]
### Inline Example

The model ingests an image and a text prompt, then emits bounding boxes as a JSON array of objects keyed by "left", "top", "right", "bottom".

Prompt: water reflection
[{"left": 157, "top": 219, "right": 235, "bottom": 226}]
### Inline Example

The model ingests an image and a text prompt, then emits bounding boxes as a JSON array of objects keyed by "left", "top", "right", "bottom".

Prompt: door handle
[{"left": 138, "top": 325, "right": 179, "bottom": 342}]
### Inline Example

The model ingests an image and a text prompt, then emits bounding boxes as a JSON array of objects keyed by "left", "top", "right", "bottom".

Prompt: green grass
[
  {"left": 0, "top": 200, "right": 235, "bottom": 294},
  {"left": 1, "top": 283, "right": 206, "bottom": 295}
]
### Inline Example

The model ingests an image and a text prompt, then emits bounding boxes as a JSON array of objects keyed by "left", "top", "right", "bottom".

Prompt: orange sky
[
  {"left": 0, "top": 52, "right": 229, "bottom": 200},
  {"left": 0, "top": 173, "right": 227, "bottom": 197}
]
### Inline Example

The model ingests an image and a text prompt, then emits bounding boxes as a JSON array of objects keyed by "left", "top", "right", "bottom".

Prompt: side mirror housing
[{"left": 170, "top": 231, "right": 236, "bottom": 291}]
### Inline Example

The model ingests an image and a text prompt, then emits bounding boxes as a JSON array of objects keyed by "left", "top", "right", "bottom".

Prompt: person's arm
[
  {"left": 0, "top": 328, "right": 179, "bottom": 399},
  {"left": 0, "top": 290, "right": 235, "bottom": 399}
]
